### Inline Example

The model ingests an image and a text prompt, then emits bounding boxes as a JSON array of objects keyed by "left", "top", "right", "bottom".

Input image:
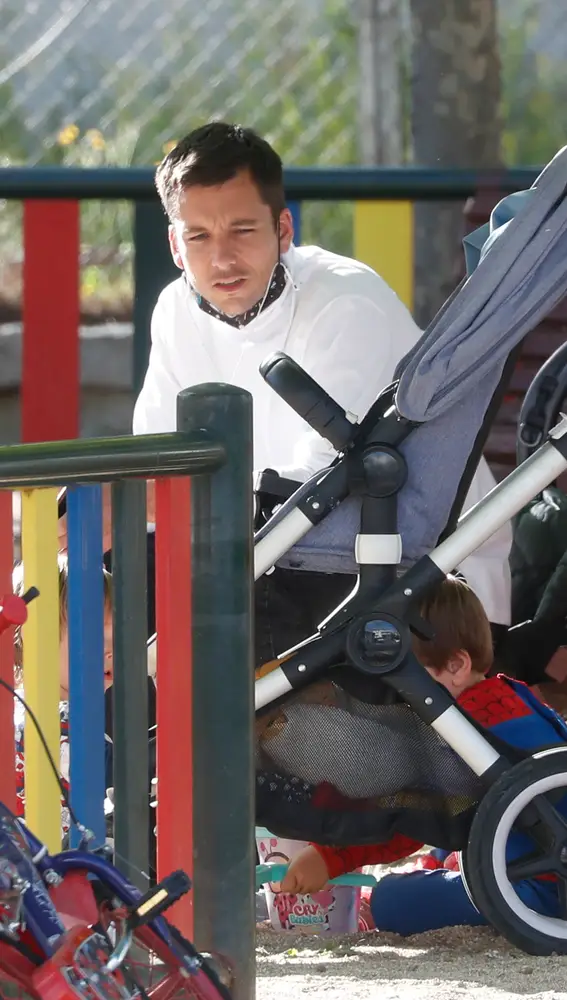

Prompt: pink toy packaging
[{"left": 256, "top": 829, "right": 361, "bottom": 934}]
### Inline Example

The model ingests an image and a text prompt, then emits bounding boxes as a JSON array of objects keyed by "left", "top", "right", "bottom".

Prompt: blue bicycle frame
[
  {"left": 0, "top": 802, "right": 176, "bottom": 962},
  {"left": 0, "top": 803, "right": 65, "bottom": 957},
  {"left": 23, "top": 824, "right": 143, "bottom": 909}
]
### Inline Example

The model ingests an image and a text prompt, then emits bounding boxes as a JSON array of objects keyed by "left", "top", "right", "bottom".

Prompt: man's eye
[
  {"left": 187, "top": 233, "right": 207, "bottom": 242},
  {"left": 236, "top": 228, "right": 254, "bottom": 234}
]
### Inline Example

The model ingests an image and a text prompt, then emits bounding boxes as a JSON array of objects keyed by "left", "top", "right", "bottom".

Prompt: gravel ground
[{"left": 256, "top": 924, "right": 567, "bottom": 1000}]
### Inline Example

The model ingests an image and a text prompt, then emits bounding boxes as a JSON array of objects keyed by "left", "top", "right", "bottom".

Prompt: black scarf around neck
[{"left": 193, "top": 262, "right": 287, "bottom": 328}]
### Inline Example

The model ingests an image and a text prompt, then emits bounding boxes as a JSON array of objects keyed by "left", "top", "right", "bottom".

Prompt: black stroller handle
[
  {"left": 517, "top": 339, "right": 567, "bottom": 465},
  {"left": 259, "top": 352, "right": 358, "bottom": 452}
]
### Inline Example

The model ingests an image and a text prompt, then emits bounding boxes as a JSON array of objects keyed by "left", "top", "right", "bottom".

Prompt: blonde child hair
[{"left": 12, "top": 553, "right": 112, "bottom": 681}]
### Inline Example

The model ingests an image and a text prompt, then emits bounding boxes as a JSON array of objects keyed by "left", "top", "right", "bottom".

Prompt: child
[
  {"left": 280, "top": 575, "right": 567, "bottom": 935},
  {"left": 13, "top": 554, "right": 114, "bottom": 834}
]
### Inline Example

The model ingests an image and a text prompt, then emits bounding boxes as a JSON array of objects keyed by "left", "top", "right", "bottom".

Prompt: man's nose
[{"left": 210, "top": 234, "right": 237, "bottom": 269}]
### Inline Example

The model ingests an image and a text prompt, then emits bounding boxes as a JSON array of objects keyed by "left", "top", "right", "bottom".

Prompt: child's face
[{"left": 59, "top": 608, "right": 114, "bottom": 699}]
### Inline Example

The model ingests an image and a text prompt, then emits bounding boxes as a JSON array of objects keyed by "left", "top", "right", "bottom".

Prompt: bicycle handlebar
[{"left": 0, "top": 589, "right": 38, "bottom": 637}]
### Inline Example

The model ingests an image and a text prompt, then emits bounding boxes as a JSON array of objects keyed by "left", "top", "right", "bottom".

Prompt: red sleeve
[{"left": 310, "top": 833, "right": 424, "bottom": 879}]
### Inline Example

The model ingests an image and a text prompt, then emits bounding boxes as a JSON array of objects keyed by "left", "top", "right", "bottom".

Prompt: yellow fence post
[
  {"left": 353, "top": 201, "right": 414, "bottom": 311},
  {"left": 21, "top": 488, "right": 61, "bottom": 852}
]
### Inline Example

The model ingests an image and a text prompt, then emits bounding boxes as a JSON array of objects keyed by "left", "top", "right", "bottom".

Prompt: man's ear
[
  {"left": 168, "top": 225, "right": 184, "bottom": 270},
  {"left": 278, "top": 208, "right": 294, "bottom": 253}
]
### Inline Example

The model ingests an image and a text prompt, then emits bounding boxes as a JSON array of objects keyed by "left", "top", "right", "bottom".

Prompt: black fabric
[
  {"left": 255, "top": 779, "right": 479, "bottom": 850},
  {"left": 144, "top": 532, "right": 350, "bottom": 660},
  {"left": 469, "top": 483, "right": 567, "bottom": 688},
  {"left": 509, "top": 486, "right": 567, "bottom": 625},
  {"left": 492, "top": 486, "right": 567, "bottom": 685},
  {"left": 494, "top": 617, "right": 567, "bottom": 686},
  {"left": 104, "top": 677, "right": 156, "bottom": 741},
  {"left": 192, "top": 261, "right": 288, "bottom": 328},
  {"left": 254, "top": 567, "right": 355, "bottom": 666}
]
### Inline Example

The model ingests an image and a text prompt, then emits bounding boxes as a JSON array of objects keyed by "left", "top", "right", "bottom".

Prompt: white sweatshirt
[{"left": 133, "top": 244, "right": 512, "bottom": 624}]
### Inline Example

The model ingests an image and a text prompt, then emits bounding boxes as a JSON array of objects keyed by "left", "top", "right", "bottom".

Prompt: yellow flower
[
  {"left": 57, "top": 124, "right": 80, "bottom": 146},
  {"left": 162, "top": 140, "right": 178, "bottom": 155},
  {"left": 85, "top": 128, "right": 106, "bottom": 150}
]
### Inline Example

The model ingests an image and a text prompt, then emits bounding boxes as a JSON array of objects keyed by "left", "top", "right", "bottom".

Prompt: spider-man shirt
[{"left": 312, "top": 674, "right": 567, "bottom": 877}]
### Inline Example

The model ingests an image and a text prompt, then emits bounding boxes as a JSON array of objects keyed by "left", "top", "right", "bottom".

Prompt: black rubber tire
[{"left": 465, "top": 747, "right": 567, "bottom": 955}]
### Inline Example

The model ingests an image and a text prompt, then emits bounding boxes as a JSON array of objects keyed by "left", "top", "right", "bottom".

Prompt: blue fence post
[{"left": 67, "top": 485, "right": 106, "bottom": 846}]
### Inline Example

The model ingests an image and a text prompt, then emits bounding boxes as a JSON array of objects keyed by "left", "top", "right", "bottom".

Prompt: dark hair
[{"left": 155, "top": 122, "right": 285, "bottom": 225}]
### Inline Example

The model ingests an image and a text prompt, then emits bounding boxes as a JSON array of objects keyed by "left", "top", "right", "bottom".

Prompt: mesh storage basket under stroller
[{"left": 256, "top": 674, "right": 527, "bottom": 850}]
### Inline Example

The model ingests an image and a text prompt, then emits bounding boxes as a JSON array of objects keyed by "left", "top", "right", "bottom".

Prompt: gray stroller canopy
[{"left": 395, "top": 145, "right": 567, "bottom": 562}]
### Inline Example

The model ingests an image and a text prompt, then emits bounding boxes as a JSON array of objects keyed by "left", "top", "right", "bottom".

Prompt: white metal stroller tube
[
  {"left": 431, "top": 706, "right": 501, "bottom": 775},
  {"left": 254, "top": 507, "right": 314, "bottom": 579},
  {"left": 430, "top": 415, "right": 567, "bottom": 577},
  {"left": 255, "top": 667, "right": 293, "bottom": 709}
]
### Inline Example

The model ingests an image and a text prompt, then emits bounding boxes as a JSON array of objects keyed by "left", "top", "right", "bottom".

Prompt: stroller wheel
[
  {"left": 465, "top": 747, "right": 567, "bottom": 955},
  {"left": 457, "top": 848, "right": 482, "bottom": 914}
]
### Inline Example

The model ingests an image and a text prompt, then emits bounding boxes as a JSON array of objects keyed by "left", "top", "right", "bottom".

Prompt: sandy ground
[{"left": 256, "top": 924, "right": 567, "bottom": 1000}]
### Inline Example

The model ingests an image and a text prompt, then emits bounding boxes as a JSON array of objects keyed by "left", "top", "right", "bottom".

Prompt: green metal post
[
  {"left": 111, "top": 479, "right": 150, "bottom": 889},
  {"left": 177, "top": 385, "right": 254, "bottom": 1000}
]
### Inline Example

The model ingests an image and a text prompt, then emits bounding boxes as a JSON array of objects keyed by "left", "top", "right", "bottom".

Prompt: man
[
  {"left": 70, "top": 122, "right": 512, "bottom": 661},
  {"left": 133, "top": 121, "right": 512, "bottom": 660}
]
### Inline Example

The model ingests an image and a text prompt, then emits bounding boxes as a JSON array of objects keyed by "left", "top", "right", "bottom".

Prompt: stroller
[{"left": 252, "top": 145, "right": 567, "bottom": 956}]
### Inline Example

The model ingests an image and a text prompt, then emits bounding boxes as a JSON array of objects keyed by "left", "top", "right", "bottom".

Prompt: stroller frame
[{"left": 252, "top": 354, "right": 567, "bottom": 956}]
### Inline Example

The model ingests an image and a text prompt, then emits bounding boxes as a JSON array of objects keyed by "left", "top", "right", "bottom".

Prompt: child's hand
[{"left": 279, "top": 845, "right": 330, "bottom": 894}]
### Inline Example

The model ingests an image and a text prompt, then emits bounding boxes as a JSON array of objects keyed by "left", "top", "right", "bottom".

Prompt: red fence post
[
  {"left": 22, "top": 200, "right": 80, "bottom": 443},
  {"left": 155, "top": 477, "right": 193, "bottom": 936},
  {"left": 11, "top": 200, "right": 80, "bottom": 818}
]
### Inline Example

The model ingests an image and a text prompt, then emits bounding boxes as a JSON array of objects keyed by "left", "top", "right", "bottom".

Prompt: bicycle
[{"left": 0, "top": 587, "right": 233, "bottom": 1000}]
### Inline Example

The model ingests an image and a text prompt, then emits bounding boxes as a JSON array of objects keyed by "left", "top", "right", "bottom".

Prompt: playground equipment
[{"left": 0, "top": 387, "right": 255, "bottom": 999}]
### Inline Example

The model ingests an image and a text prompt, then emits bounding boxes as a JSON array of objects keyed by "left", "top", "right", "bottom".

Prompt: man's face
[{"left": 169, "top": 168, "right": 293, "bottom": 316}]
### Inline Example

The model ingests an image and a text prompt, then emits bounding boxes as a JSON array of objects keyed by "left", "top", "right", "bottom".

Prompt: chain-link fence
[
  {"left": 0, "top": 0, "right": 364, "bottom": 319},
  {"left": 0, "top": 0, "right": 359, "bottom": 167},
  {"left": 0, "top": 0, "right": 565, "bottom": 322}
]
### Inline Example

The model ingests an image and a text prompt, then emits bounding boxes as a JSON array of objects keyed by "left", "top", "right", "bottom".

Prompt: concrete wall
[{"left": 0, "top": 323, "right": 136, "bottom": 444}]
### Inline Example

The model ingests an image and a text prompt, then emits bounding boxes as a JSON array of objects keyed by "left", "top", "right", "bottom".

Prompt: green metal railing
[
  {"left": 0, "top": 384, "right": 255, "bottom": 1000},
  {"left": 0, "top": 164, "right": 541, "bottom": 200}
]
